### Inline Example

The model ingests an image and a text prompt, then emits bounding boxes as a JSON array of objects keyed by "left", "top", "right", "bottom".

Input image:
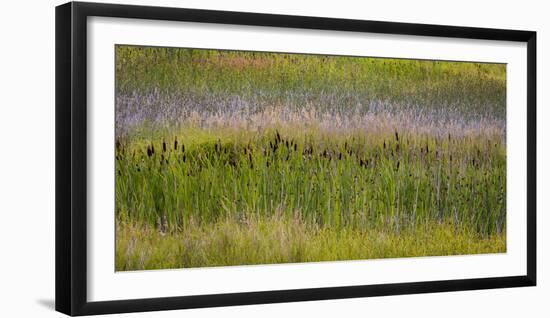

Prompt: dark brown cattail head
[
  {"left": 395, "top": 131, "right": 399, "bottom": 142},
  {"left": 162, "top": 140, "right": 167, "bottom": 153},
  {"left": 182, "top": 143, "right": 185, "bottom": 153},
  {"left": 147, "top": 146, "right": 152, "bottom": 157},
  {"left": 151, "top": 144, "right": 155, "bottom": 155},
  {"left": 174, "top": 136, "right": 178, "bottom": 150}
]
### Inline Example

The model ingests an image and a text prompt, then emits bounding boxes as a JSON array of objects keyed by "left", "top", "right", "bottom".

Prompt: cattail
[
  {"left": 395, "top": 131, "right": 399, "bottom": 142},
  {"left": 383, "top": 140, "right": 386, "bottom": 149},
  {"left": 147, "top": 146, "right": 152, "bottom": 157},
  {"left": 151, "top": 144, "right": 155, "bottom": 154},
  {"left": 396, "top": 160, "right": 400, "bottom": 171},
  {"left": 294, "top": 143, "right": 297, "bottom": 152},
  {"left": 174, "top": 136, "right": 178, "bottom": 150},
  {"left": 181, "top": 143, "right": 185, "bottom": 153},
  {"left": 162, "top": 140, "right": 167, "bottom": 153}
]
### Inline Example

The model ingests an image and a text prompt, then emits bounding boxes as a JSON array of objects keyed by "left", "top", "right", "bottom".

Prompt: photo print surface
[{"left": 115, "top": 45, "right": 506, "bottom": 271}]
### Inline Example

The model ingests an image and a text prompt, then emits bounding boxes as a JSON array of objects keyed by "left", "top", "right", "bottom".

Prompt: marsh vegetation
[{"left": 115, "top": 46, "right": 506, "bottom": 270}]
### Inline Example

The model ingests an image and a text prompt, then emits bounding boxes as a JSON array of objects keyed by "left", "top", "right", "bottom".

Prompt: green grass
[
  {"left": 116, "top": 127, "right": 505, "bottom": 234},
  {"left": 116, "top": 46, "right": 506, "bottom": 118},
  {"left": 116, "top": 215, "right": 505, "bottom": 271},
  {"left": 115, "top": 45, "right": 506, "bottom": 270}
]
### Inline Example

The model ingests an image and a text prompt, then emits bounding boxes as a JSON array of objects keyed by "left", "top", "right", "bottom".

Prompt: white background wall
[{"left": 0, "top": 0, "right": 547, "bottom": 316}]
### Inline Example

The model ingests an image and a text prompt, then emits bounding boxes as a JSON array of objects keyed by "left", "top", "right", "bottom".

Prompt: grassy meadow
[{"left": 115, "top": 46, "right": 506, "bottom": 271}]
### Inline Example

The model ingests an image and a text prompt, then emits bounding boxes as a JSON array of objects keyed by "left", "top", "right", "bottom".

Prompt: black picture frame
[{"left": 55, "top": 1, "right": 537, "bottom": 316}]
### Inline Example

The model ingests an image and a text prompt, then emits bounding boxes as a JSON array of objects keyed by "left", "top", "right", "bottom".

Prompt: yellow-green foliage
[{"left": 116, "top": 215, "right": 505, "bottom": 271}]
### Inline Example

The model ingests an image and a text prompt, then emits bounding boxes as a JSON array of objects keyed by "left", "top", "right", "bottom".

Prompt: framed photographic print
[{"left": 55, "top": 1, "right": 536, "bottom": 316}]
